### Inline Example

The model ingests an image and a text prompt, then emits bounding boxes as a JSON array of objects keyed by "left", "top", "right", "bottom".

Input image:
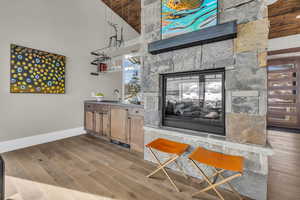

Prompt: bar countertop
[{"left": 84, "top": 100, "right": 144, "bottom": 109}]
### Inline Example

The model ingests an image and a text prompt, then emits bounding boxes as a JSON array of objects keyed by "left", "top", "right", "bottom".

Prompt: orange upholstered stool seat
[
  {"left": 189, "top": 147, "right": 244, "bottom": 200},
  {"left": 189, "top": 147, "right": 244, "bottom": 173},
  {"left": 146, "top": 138, "right": 189, "bottom": 156},
  {"left": 145, "top": 138, "right": 189, "bottom": 192}
]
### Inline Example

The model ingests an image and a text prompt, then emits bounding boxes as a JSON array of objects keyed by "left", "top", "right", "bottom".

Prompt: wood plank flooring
[
  {"left": 267, "top": 130, "right": 300, "bottom": 200},
  {"left": 2, "top": 135, "right": 246, "bottom": 200}
]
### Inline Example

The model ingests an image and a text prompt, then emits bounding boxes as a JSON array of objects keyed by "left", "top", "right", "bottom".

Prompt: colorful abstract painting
[
  {"left": 161, "top": 0, "right": 218, "bottom": 39},
  {"left": 10, "top": 44, "right": 66, "bottom": 94}
]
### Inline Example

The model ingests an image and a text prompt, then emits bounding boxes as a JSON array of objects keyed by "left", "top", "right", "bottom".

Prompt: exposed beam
[
  {"left": 269, "top": 0, "right": 300, "bottom": 39},
  {"left": 101, "top": 0, "right": 141, "bottom": 33}
]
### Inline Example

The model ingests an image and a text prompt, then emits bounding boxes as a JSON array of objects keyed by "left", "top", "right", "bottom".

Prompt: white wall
[
  {"left": 0, "top": 0, "right": 138, "bottom": 141},
  {"left": 268, "top": 34, "right": 300, "bottom": 51}
]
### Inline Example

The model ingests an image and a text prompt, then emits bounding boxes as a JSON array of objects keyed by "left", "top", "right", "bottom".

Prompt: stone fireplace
[
  {"left": 161, "top": 69, "right": 225, "bottom": 135},
  {"left": 141, "top": 0, "right": 273, "bottom": 199}
]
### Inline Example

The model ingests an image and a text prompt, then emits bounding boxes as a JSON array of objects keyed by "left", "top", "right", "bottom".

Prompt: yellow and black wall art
[{"left": 10, "top": 44, "right": 65, "bottom": 94}]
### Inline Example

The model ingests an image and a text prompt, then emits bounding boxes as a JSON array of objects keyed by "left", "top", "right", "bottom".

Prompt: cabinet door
[
  {"left": 129, "top": 116, "right": 144, "bottom": 153},
  {"left": 85, "top": 111, "right": 94, "bottom": 131},
  {"left": 102, "top": 113, "right": 110, "bottom": 137},
  {"left": 110, "top": 107, "right": 128, "bottom": 143},
  {"left": 95, "top": 112, "right": 103, "bottom": 136}
]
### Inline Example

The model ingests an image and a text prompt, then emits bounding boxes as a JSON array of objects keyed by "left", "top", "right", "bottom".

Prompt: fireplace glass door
[{"left": 162, "top": 70, "right": 225, "bottom": 135}]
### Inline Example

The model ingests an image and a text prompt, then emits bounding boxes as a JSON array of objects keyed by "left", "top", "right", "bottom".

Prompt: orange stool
[
  {"left": 189, "top": 147, "right": 244, "bottom": 200},
  {"left": 146, "top": 138, "right": 189, "bottom": 192}
]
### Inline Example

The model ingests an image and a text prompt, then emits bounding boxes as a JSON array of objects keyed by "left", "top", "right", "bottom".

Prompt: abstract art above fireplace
[
  {"left": 161, "top": 0, "right": 218, "bottom": 39},
  {"left": 10, "top": 44, "right": 66, "bottom": 94}
]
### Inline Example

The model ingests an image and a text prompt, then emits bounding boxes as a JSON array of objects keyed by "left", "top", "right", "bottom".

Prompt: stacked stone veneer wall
[
  {"left": 141, "top": 0, "right": 272, "bottom": 199},
  {"left": 142, "top": 0, "right": 270, "bottom": 145}
]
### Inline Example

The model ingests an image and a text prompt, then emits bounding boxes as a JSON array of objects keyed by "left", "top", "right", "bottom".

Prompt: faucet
[{"left": 114, "top": 89, "right": 121, "bottom": 102}]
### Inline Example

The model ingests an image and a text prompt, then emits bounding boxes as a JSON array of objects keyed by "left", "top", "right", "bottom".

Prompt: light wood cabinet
[
  {"left": 85, "top": 111, "right": 94, "bottom": 132},
  {"left": 129, "top": 115, "right": 144, "bottom": 153},
  {"left": 85, "top": 104, "right": 110, "bottom": 140},
  {"left": 84, "top": 102, "right": 144, "bottom": 154},
  {"left": 95, "top": 112, "right": 103, "bottom": 135},
  {"left": 102, "top": 113, "right": 110, "bottom": 137},
  {"left": 110, "top": 107, "right": 129, "bottom": 143}
]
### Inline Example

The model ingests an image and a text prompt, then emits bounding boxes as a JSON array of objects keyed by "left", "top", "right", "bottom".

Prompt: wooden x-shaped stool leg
[
  {"left": 191, "top": 160, "right": 225, "bottom": 199},
  {"left": 211, "top": 168, "right": 243, "bottom": 200},
  {"left": 147, "top": 147, "right": 186, "bottom": 192},
  {"left": 190, "top": 160, "right": 243, "bottom": 200}
]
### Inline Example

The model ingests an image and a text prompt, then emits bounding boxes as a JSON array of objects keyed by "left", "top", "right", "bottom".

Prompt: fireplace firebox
[{"left": 161, "top": 69, "right": 225, "bottom": 135}]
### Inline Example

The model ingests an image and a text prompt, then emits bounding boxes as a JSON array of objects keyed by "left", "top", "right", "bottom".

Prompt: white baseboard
[{"left": 0, "top": 127, "right": 86, "bottom": 153}]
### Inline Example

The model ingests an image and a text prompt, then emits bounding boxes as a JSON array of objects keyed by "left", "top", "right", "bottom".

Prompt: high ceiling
[
  {"left": 101, "top": 0, "right": 141, "bottom": 33},
  {"left": 100, "top": 0, "right": 300, "bottom": 38},
  {"left": 269, "top": 0, "right": 300, "bottom": 39}
]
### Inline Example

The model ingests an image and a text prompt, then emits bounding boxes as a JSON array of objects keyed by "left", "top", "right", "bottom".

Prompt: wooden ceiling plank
[
  {"left": 100, "top": 0, "right": 141, "bottom": 33},
  {"left": 269, "top": 0, "right": 300, "bottom": 17},
  {"left": 269, "top": 0, "right": 300, "bottom": 39}
]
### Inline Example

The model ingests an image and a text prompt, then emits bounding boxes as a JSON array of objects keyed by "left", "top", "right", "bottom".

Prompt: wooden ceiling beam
[
  {"left": 269, "top": 0, "right": 300, "bottom": 17},
  {"left": 268, "top": 0, "right": 300, "bottom": 39},
  {"left": 101, "top": 0, "right": 141, "bottom": 33}
]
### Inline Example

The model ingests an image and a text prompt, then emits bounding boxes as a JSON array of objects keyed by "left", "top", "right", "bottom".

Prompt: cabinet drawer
[
  {"left": 85, "top": 103, "right": 95, "bottom": 111},
  {"left": 96, "top": 105, "right": 109, "bottom": 113},
  {"left": 128, "top": 108, "right": 144, "bottom": 117}
]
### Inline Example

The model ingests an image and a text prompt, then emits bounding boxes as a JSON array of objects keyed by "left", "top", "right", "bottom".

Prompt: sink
[{"left": 99, "top": 100, "right": 120, "bottom": 103}]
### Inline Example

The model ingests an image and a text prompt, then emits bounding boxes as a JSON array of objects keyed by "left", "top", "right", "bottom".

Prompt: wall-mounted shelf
[
  {"left": 90, "top": 38, "right": 142, "bottom": 76},
  {"left": 92, "top": 37, "right": 141, "bottom": 59},
  {"left": 148, "top": 21, "right": 237, "bottom": 55}
]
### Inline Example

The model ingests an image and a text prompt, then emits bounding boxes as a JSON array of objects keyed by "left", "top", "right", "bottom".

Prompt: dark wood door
[{"left": 267, "top": 57, "right": 300, "bottom": 129}]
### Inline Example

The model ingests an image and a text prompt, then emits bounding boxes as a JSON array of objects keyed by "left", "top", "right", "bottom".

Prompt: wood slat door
[
  {"left": 85, "top": 111, "right": 95, "bottom": 132},
  {"left": 95, "top": 112, "right": 103, "bottom": 136},
  {"left": 110, "top": 107, "right": 129, "bottom": 143},
  {"left": 129, "top": 115, "right": 144, "bottom": 153},
  {"left": 267, "top": 57, "right": 300, "bottom": 129},
  {"left": 102, "top": 113, "right": 110, "bottom": 137}
]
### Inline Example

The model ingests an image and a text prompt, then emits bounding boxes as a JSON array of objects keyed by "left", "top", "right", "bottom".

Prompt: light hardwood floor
[
  {"left": 2, "top": 135, "right": 248, "bottom": 200},
  {"left": 267, "top": 130, "right": 300, "bottom": 200}
]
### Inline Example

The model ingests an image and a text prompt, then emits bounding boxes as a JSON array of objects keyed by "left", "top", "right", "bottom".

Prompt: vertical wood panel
[
  {"left": 85, "top": 112, "right": 94, "bottom": 131},
  {"left": 129, "top": 116, "right": 144, "bottom": 153},
  {"left": 103, "top": 113, "right": 110, "bottom": 137},
  {"left": 110, "top": 107, "right": 128, "bottom": 143},
  {"left": 95, "top": 112, "right": 103, "bottom": 136}
]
